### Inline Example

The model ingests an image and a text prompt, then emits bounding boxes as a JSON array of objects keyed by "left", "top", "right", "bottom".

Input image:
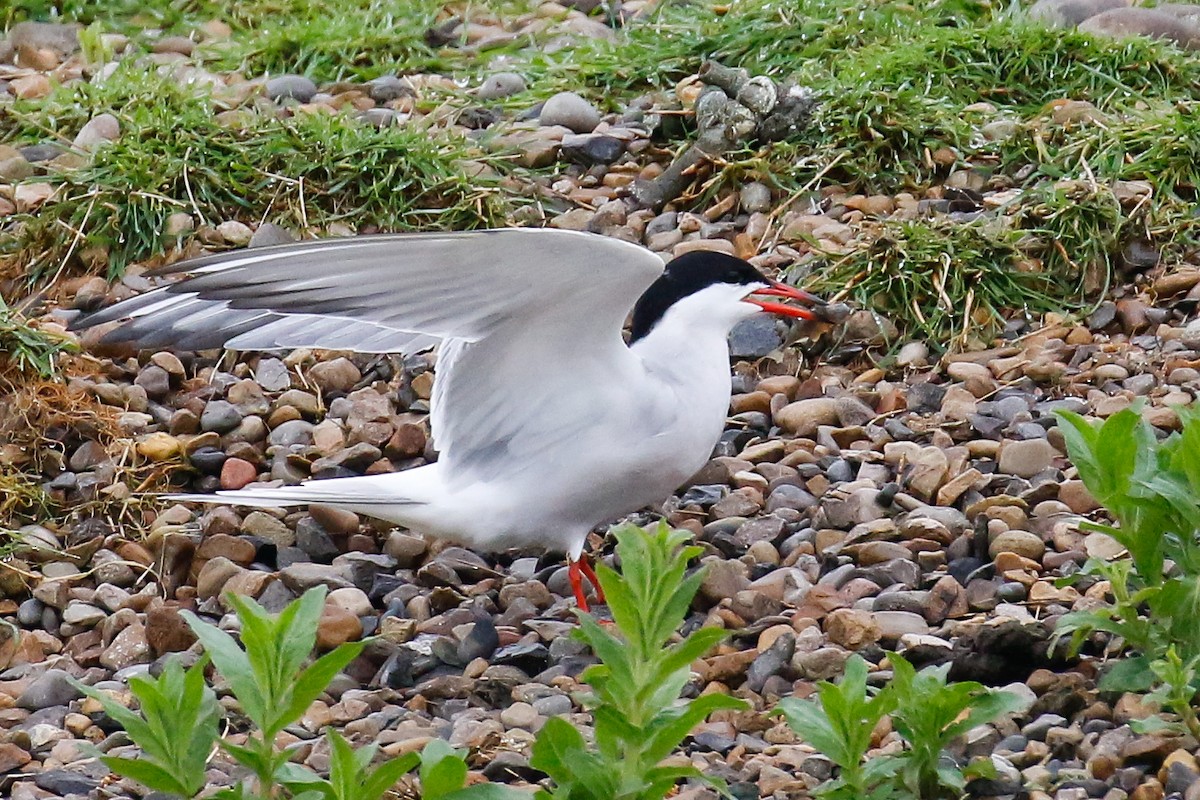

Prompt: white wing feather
[{"left": 74, "top": 229, "right": 665, "bottom": 471}]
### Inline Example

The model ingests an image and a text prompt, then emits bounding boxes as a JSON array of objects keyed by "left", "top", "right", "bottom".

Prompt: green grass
[
  {"left": 2, "top": 64, "right": 518, "bottom": 284},
  {"left": 7, "top": 0, "right": 1200, "bottom": 340}
]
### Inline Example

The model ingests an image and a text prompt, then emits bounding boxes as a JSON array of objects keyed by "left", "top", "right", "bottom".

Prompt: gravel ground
[{"left": 6, "top": 4, "right": 1200, "bottom": 800}]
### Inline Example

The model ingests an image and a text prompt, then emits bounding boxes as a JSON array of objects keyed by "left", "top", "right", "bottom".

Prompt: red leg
[
  {"left": 568, "top": 559, "right": 591, "bottom": 613},
  {"left": 579, "top": 554, "right": 606, "bottom": 605}
]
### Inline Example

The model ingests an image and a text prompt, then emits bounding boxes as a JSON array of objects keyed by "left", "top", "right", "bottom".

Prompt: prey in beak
[{"left": 745, "top": 281, "right": 826, "bottom": 320}]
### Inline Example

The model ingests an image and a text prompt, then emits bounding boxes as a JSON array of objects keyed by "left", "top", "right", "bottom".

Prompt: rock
[
  {"left": 1028, "top": 0, "right": 1128, "bottom": 27},
  {"left": 740, "top": 182, "right": 772, "bottom": 213},
  {"left": 220, "top": 457, "right": 258, "bottom": 490},
  {"left": 824, "top": 608, "right": 882, "bottom": 649},
  {"left": 73, "top": 113, "right": 121, "bottom": 150},
  {"left": 775, "top": 397, "right": 839, "bottom": 436},
  {"left": 317, "top": 603, "right": 362, "bottom": 650},
  {"left": 242, "top": 511, "right": 295, "bottom": 547},
  {"left": 8, "top": 21, "right": 82, "bottom": 56},
  {"left": 560, "top": 133, "right": 626, "bottom": 165},
  {"left": 249, "top": 223, "right": 296, "bottom": 248},
  {"left": 216, "top": 220, "right": 253, "bottom": 245},
  {"left": 17, "top": 669, "right": 83, "bottom": 710},
  {"left": 0, "top": 743, "right": 32, "bottom": 773},
  {"left": 1079, "top": 8, "right": 1200, "bottom": 50},
  {"left": 989, "top": 530, "right": 1046, "bottom": 561},
  {"left": 265, "top": 74, "right": 319, "bottom": 102},
  {"left": 201, "top": 400, "right": 243, "bottom": 433},
  {"left": 539, "top": 91, "right": 601, "bottom": 133},
  {"left": 309, "top": 357, "right": 361, "bottom": 394},
  {"left": 477, "top": 71, "right": 527, "bottom": 99},
  {"left": 146, "top": 603, "right": 197, "bottom": 655},
  {"left": 998, "top": 439, "right": 1057, "bottom": 478},
  {"left": 729, "top": 316, "right": 783, "bottom": 358},
  {"left": 100, "top": 622, "right": 150, "bottom": 670},
  {"left": 153, "top": 35, "right": 195, "bottom": 55},
  {"left": 874, "top": 610, "right": 930, "bottom": 641}
]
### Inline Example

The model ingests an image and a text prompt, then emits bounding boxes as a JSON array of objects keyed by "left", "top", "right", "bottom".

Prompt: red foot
[
  {"left": 568, "top": 554, "right": 608, "bottom": 613},
  {"left": 579, "top": 554, "right": 606, "bottom": 605},
  {"left": 568, "top": 559, "right": 591, "bottom": 613}
]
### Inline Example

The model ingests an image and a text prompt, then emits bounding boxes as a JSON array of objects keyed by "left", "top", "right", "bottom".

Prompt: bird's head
[{"left": 629, "top": 250, "right": 824, "bottom": 343}]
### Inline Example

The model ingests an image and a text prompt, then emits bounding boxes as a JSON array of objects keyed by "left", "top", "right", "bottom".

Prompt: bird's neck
[{"left": 629, "top": 306, "right": 735, "bottom": 393}]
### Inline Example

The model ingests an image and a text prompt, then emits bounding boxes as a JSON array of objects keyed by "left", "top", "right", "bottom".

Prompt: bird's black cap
[{"left": 629, "top": 251, "right": 769, "bottom": 342}]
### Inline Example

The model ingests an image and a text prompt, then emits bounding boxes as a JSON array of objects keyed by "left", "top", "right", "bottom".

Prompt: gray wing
[{"left": 73, "top": 228, "right": 665, "bottom": 466}]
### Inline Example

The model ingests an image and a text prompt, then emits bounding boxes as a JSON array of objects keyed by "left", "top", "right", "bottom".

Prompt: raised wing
[{"left": 73, "top": 228, "right": 666, "bottom": 469}]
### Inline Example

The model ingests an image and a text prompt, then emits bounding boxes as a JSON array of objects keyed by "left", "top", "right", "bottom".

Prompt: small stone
[
  {"left": 477, "top": 72, "right": 527, "bottom": 99},
  {"left": 775, "top": 397, "right": 839, "bottom": 436},
  {"left": 17, "top": 669, "right": 83, "bottom": 710},
  {"left": 266, "top": 74, "right": 319, "bottom": 102},
  {"left": 100, "top": 622, "right": 150, "bottom": 670},
  {"left": 539, "top": 91, "right": 601, "bottom": 133},
  {"left": 316, "top": 602, "right": 363, "bottom": 650},
  {"left": 824, "top": 608, "right": 882, "bottom": 650},
  {"left": 989, "top": 530, "right": 1046, "bottom": 561},
  {"left": 310, "top": 357, "right": 361, "bottom": 394},
  {"left": 1079, "top": 8, "right": 1200, "bottom": 50},
  {"left": 249, "top": 223, "right": 296, "bottom": 248},
  {"left": 217, "top": 220, "right": 253, "bottom": 245},
  {"left": 1028, "top": 0, "right": 1128, "bottom": 27},
  {"left": 220, "top": 457, "right": 258, "bottom": 490},
  {"left": 73, "top": 113, "right": 121, "bottom": 150},
  {"left": 242, "top": 511, "right": 295, "bottom": 547},
  {"left": 998, "top": 439, "right": 1057, "bottom": 478},
  {"left": 559, "top": 133, "right": 626, "bottom": 165},
  {"left": 201, "top": 399, "right": 243, "bottom": 433},
  {"left": 740, "top": 182, "right": 772, "bottom": 213}
]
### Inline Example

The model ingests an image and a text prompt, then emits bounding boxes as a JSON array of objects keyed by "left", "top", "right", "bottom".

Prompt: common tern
[{"left": 74, "top": 229, "right": 823, "bottom": 611}]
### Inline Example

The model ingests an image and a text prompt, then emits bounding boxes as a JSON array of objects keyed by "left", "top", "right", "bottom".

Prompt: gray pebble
[
  {"left": 265, "top": 74, "right": 318, "bottom": 103},
  {"left": 539, "top": 91, "right": 601, "bottom": 133},
  {"left": 17, "top": 669, "right": 83, "bottom": 710},
  {"left": 477, "top": 72, "right": 527, "bottom": 100},
  {"left": 201, "top": 400, "right": 243, "bottom": 434}
]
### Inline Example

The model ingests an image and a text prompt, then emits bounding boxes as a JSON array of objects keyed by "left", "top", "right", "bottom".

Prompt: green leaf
[
  {"left": 642, "top": 692, "right": 748, "bottom": 764},
  {"left": 440, "top": 786, "right": 530, "bottom": 800},
  {"left": 419, "top": 739, "right": 469, "bottom": 800},
  {"left": 181, "top": 608, "right": 268, "bottom": 729},
  {"left": 362, "top": 752, "right": 421, "bottom": 800},
  {"left": 1099, "top": 656, "right": 1156, "bottom": 692},
  {"left": 278, "top": 640, "right": 366, "bottom": 733},
  {"left": 99, "top": 756, "right": 193, "bottom": 797}
]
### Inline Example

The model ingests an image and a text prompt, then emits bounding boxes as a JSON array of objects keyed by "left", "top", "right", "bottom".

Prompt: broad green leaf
[
  {"left": 1099, "top": 656, "right": 1156, "bottom": 692},
  {"left": 642, "top": 692, "right": 748, "bottom": 764},
  {"left": 419, "top": 739, "right": 469, "bottom": 800},
  {"left": 99, "top": 756, "right": 193, "bottom": 797},
  {"left": 362, "top": 752, "right": 421, "bottom": 800},
  {"left": 181, "top": 609, "right": 268, "bottom": 728},
  {"left": 278, "top": 640, "right": 366, "bottom": 731},
  {"left": 529, "top": 716, "right": 586, "bottom": 785}
]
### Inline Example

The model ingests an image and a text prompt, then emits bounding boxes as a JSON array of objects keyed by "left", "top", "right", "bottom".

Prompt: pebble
[
  {"left": 477, "top": 72, "right": 527, "bottom": 99},
  {"left": 265, "top": 74, "right": 319, "bottom": 102},
  {"left": 538, "top": 91, "right": 601, "bottom": 133}
]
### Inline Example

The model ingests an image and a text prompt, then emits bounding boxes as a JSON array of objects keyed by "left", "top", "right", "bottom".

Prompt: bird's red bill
[{"left": 747, "top": 280, "right": 824, "bottom": 319}]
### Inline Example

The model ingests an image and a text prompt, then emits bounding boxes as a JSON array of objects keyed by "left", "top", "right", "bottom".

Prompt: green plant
[
  {"left": 0, "top": 300, "right": 77, "bottom": 378},
  {"left": 73, "top": 655, "right": 221, "bottom": 798},
  {"left": 181, "top": 588, "right": 367, "bottom": 798},
  {"left": 775, "top": 655, "right": 895, "bottom": 800},
  {"left": 1054, "top": 405, "right": 1200, "bottom": 734},
  {"left": 530, "top": 522, "right": 748, "bottom": 800},
  {"left": 886, "top": 655, "right": 1022, "bottom": 799},
  {"left": 777, "top": 653, "right": 1020, "bottom": 800},
  {"left": 77, "top": 586, "right": 520, "bottom": 799},
  {"left": 279, "top": 734, "right": 516, "bottom": 800}
]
